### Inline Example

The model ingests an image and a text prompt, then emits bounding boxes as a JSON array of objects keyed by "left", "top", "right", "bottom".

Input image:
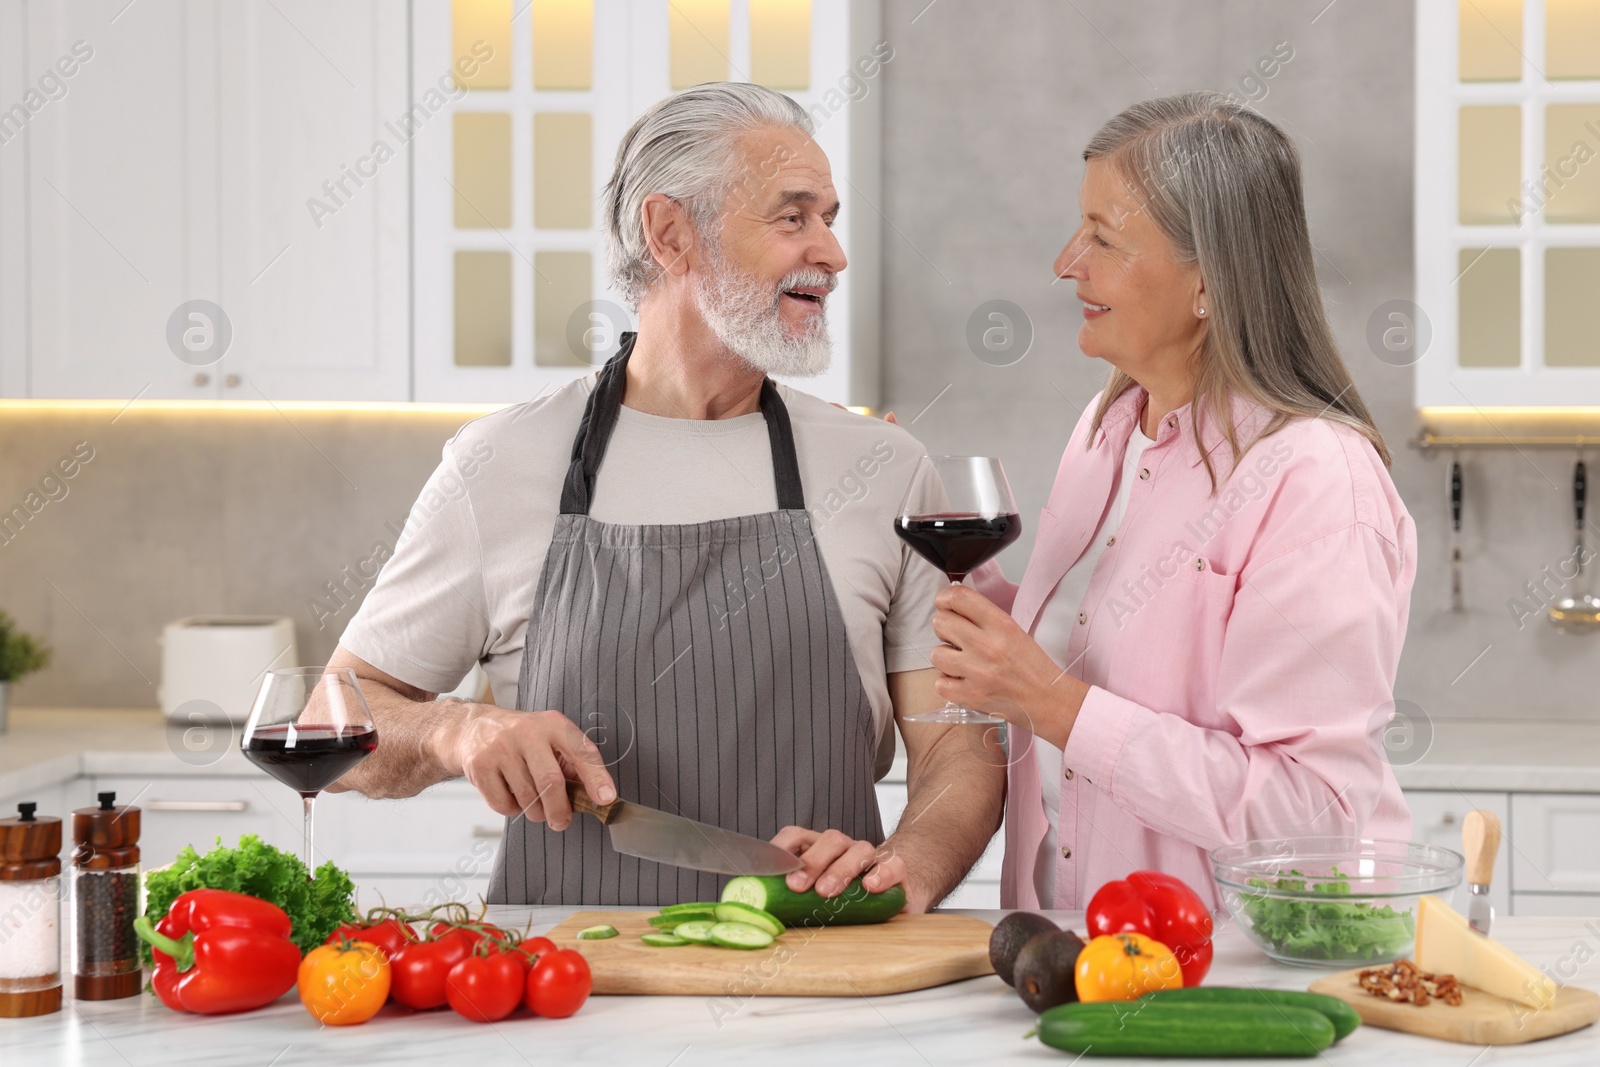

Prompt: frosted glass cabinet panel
[
  {"left": 1458, "top": 0, "right": 1523, "bottom": 81},
  {"left": 1458, "top": 248, "right": 1521, "bottom": 368},
  {"left": 1544, "top": 248, "right": 1600, "bottom": 367},
  {"left": 1459, "top": 106, "right": 1522, "bottom": 225}
]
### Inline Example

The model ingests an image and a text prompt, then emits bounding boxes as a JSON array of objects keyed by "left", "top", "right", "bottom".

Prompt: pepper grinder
[
  {"left": 71, "top": 791, "right": 143, "bottom": 1000},
  {"left": 0, "top": 802, "right": 64, "bottom": 1017}
]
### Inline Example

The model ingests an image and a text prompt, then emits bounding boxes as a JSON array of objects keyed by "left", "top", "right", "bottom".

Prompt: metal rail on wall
[{"left": 1410, "top": 429, "right": 1600, "bottom": 451}]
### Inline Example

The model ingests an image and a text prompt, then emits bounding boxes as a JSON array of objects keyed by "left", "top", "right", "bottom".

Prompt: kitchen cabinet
[
  {"left": 1404, "top": 788, "right": 1512, "bottom": 921},
  {"left": 1511, "top": 792, "right": 1600, "bottom": 899},
  {"left": 317, "top": 782, "right": 501, "bottom": 911},
  {"left": 10, "top": 0, "right": 409, "bottom": 401}
]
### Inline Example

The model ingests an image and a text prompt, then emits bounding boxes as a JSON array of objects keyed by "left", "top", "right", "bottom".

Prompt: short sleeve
[
  {"left": 882, "top": 456, "right": 948, "bottom": 674},
  {"left": 338, "top": 438, "right": 492, "bottom": 695}
]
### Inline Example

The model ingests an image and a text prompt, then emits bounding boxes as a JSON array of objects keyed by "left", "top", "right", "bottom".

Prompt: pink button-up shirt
[{"left": 973, "top": 385, "right": 1416, "bottom": 910}]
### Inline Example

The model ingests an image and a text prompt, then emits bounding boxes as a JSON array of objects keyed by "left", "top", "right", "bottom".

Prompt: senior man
[{"left": 329, "top": 82, "right": 1003, "bottom": 909}]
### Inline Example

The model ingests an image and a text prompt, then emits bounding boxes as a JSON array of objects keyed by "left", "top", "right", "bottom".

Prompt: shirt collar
[{"left": 1093, "top": 385, "right": 1273, "bottom": 469}]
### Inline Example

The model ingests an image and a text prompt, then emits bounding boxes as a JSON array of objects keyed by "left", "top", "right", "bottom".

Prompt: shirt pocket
[{"left": 1107, "top": 551, "right": 1237, "bottom": 715}]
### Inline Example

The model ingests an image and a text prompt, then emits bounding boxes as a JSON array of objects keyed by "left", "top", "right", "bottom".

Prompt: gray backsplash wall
[{"left": 4, "top": 0, "right": 1597, "bottom": 716}]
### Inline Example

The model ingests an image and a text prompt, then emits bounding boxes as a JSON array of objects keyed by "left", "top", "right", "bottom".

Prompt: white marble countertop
[
  {"left": 8, "top": 709, "right": 1600, "bottom": 798},
  {"left": 7, "top": 908, "right": 1600, "bottom": 1065}
]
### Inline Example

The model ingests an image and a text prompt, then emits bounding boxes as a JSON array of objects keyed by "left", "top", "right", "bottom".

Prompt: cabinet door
[
  {"left": 1404, "top": 790, "right": 1511, "bottom": 920},
  {"left": 1511, "top": 793, "right": 1600, "bottom": 894},
  {"left": 216, "top": 0, "right": 409, "bottom": 401},
  {"left": 25, "top": 0, "right": 209, "bottom": 399}
]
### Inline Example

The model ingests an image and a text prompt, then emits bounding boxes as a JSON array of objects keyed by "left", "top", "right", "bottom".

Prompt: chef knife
[
  {"left": 566, "top": 781, "right": 802, "bottom": 876},
  {"left": 1462, "top": 808, "right": 1501, "bottom": 936}
]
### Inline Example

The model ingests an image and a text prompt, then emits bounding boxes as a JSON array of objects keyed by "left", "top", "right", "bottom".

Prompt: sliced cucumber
[
  {"left": 660, "top": 901, "right": 721, "bottom": 913},
  {"left": 721, "top": 875, "right": 907, "bottom": 927},
  {"left": 640, "top": 932, "right": 689, "bottom": 947},
  {"left": 713, "top": 901, "right": 784, "bottom": 938},
  {"left": 708, "top": 921, "right": 775, "bottom": 950},
  {"left": 576, "top": 924, "right": 619, "bottom": 940},
  {"left": 649, "top": 910, "right": 715, "bottom": 929},
  {"left": 672, "top": 920, "right": 717, "bottom": 944}
]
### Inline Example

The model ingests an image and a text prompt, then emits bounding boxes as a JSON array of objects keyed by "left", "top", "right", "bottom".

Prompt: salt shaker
[
  {"left": 71, "top": 792, "right": 142, "bottom": 1000},
  {"left": 0, "top": 802, "right": 63, "bottom": 1017}
]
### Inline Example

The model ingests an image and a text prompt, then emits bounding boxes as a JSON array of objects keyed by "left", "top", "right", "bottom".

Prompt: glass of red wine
[
  {"left": 894, "top": 455, "right": 1022, "bottom": 724},
  {"left": 241, "top": 667, "right": 378, "bottom": 871}
]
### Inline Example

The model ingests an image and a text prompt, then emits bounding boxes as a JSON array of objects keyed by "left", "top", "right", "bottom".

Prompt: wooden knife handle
[
  {"left": 1463, "top": 809, "right": 1502, "bottom": 885},
  {"left": 567, "top": 781, "right": 621, "bottom": 824}
]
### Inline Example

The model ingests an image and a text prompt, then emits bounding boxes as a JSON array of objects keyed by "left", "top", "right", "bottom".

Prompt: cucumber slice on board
[
  {"left": 672, "top": 920, "right": 717, "bottom": 944},
  {"left": 713, "top": 901, "right": 784, "bottom": 937},
  {"left": 648, "top": 910, "right": 715, "bottom": 929},
  {"left": 708, "top": 921, "right": 775, "bottom": 950},
  {"left": 659, "top": 901, "right": 722, "bottom": 913},
  {"left": 576, "top": 924, "right": 620, "bottom": 940},
  {"left": 720, "top": 875, "right": 906, "bottom": 926},
  {"left": 640, "top": 932, "right": 689, "bottom": 947}
]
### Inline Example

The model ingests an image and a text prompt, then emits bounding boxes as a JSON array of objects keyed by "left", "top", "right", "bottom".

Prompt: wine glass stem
[{"left": 302, "top": 793, "right": 316, "bottom": 872}]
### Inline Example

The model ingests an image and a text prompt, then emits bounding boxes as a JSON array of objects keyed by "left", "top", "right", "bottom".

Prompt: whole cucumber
[
  {"left": 1033, "top": 1001, "right": 1335, "bottom": 1057},
  {"left": 720, "top": 875, "right": 906, "bottom": 927},
  {"left": 1141, "top": 987, "right": 1362, "bottom": 1041}
]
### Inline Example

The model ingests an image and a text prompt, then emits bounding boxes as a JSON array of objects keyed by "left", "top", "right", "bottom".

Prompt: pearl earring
[{"left": 1197, "top": 307, "right": 1207, "bottom": 316}]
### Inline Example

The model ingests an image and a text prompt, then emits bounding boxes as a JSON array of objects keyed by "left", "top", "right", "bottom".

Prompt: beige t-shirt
[{"left": 339, "top": 374, "right": 946, "bottom": 777}]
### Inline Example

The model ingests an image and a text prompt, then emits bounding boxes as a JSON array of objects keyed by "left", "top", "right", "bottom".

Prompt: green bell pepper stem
[{"left": 134, "top": 915, "right": 197, "bottom": 972}]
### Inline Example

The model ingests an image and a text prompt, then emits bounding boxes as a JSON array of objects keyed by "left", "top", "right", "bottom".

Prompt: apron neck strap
[{"left": 560, "top": 332, "right": 807, "bottom": 515}]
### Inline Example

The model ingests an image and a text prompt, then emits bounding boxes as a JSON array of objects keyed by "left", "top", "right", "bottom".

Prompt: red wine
[
  {"left": 242, "top": 724, "right": 377, "bottom": 795},
  {"left": 894, "top": 513, "right": 1022, "bottom": 580}
]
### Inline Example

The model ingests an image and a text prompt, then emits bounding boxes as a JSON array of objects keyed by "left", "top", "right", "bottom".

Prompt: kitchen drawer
[
  {"left": 316, "top": 781, "right": 503, "bottom": 878},
  {"left": 1404, "top": 789, "right": 1511, "bottom": 920},
  {"left": 90, "top": 775, "right": 300, "bottom": 866},
  {"left": 1511, "top": 893, "right": 1600, "bottom": 918},
  {"left": 1511, "top": 793, "right": 1600, "bottom": 894}
]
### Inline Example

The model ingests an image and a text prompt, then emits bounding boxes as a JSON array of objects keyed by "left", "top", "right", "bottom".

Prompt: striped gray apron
[{"left": 487, "top": 333, "right": 883, "bottom": 905}]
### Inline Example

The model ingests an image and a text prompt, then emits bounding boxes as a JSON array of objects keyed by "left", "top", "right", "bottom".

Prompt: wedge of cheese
[{"left": 1414, "top": 894, "right": 1559, "bottom": 1009}]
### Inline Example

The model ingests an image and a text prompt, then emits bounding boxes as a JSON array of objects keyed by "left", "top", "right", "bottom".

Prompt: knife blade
[
  {"left": 1462, "top": 808, "right": 1501, "bottom": 936},
  {"left": 567, "top": 782, "right": 802, "bottom": 876}
]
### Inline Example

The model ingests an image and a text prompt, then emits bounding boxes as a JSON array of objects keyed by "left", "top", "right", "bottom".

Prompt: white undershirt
[{"left": 1031, "top": 419, "right": 1156, "bottom": 906}]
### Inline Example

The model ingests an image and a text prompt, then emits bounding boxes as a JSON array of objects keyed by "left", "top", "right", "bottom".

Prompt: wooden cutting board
[
  {"left": 1308, "top": 968, "right": 1600, "bottom": 1045},
  {"left": 546, "top": 909, "right": 995, "bottom": 997}
]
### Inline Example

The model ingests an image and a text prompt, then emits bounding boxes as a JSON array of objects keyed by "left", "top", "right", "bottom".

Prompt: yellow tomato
[
  {"left": 298, "top": 939, "right": 391, "bottom": 1025},
  {"left": 1074, "top": 933, "right": 1184, "bottom": 1002}
]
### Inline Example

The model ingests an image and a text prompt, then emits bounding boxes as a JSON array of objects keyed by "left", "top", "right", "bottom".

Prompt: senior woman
[{"left": 932, "top": 91, "right": 1415, "bottom": 911}]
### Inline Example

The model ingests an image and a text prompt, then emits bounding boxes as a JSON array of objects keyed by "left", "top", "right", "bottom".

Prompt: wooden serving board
[
  {"left": 1308, "top": 968, "right": 1600, "bottom": 1045},
  {"left": 547, "top": 910, "right": 995, "bottom": 997}
]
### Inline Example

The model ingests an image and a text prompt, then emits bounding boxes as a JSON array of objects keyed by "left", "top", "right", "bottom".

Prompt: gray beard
[{"left": 693, "top": 254, "right": 833, "bottom": 378}]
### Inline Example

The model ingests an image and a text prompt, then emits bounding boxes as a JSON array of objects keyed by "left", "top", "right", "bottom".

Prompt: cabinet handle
[
  {"left": 1441, "top": 813, "right": 1457, "bottom": 826},
  {"left": 471, "top": 825, "right": 502, "bottom": 839},
  {"left": 193, "top": 373, "right": 211, "bottom": 387},
  {"left": 146, "top": 800, "right": 249, "bottom": 812},
  {"left": 225, "top": 373, "right": 241, "bottom": 387}
]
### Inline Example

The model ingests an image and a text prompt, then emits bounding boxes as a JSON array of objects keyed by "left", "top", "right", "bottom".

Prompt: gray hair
[
  {"left": 1082, "top": 91, "right": 1390, "bottom": 486},
  {"left": 603, "top": 82, "right": 812, "bottom": 307}
]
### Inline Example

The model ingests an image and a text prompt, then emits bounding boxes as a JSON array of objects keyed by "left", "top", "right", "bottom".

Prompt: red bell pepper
[
  {"left": 1086, "top": 870, "right": 1215, "bottom": 988},
  {"left": 133, "top": 888, "right": 302, "bottom": 1014}
]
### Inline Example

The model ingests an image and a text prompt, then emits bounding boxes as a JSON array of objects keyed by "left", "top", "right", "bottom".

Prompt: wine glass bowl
[
  {"left": 242, "top": 667, "right": 377, "bottom": 870},
  {"left": 895, "top": 456, "right": 1021, "bottom": 724}
]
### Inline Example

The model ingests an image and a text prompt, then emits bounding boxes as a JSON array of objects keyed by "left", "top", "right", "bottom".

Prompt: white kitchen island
[{"left": 5, "top": 908, "right": 1600, "bottom": 1065}]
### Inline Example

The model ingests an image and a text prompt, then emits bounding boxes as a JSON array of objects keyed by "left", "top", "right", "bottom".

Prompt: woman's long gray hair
[{"left": 1083, "top": 91, "right": 1389, "bottom": 485}]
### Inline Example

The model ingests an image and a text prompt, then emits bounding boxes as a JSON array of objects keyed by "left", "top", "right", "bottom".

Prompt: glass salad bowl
[{"left": 1211, "top": 837, "right": 1464, "bottom": 968}]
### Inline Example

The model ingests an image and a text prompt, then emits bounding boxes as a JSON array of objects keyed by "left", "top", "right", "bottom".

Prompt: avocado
[
  {"left": 1013, "top": 929, "right": 1087, "bottom": 1013},
  {"left": 989, "top": 911, "right": 1060, "bottom": 987}
]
